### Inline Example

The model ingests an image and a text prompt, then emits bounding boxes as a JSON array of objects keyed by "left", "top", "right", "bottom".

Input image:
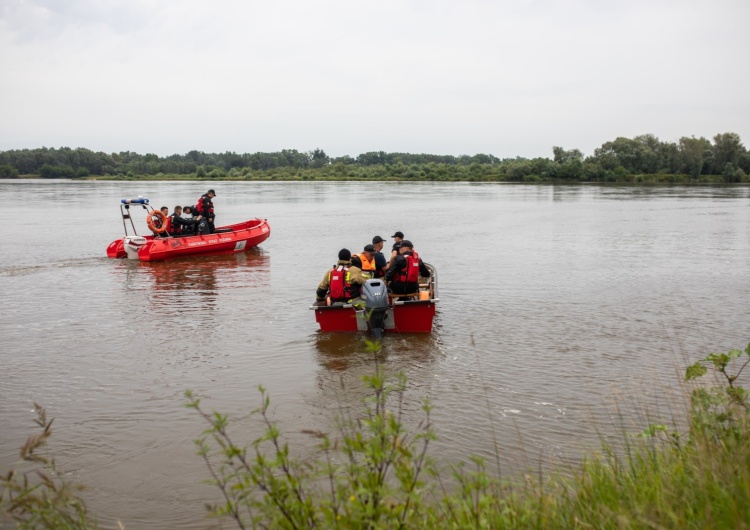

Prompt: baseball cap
[
  {"left": 363, "top": 244, "right": 376, "bottom": 253},
  {"left": 372, "top": 235, "right": 385, "bottom": 244},
  {"left": 391, "top": 231, "right": 404, "bottom": 238}
]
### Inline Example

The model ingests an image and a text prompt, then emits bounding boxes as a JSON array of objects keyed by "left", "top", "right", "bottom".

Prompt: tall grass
[{"left": 3, "top": 343, "right": 749, "bottom": 528}]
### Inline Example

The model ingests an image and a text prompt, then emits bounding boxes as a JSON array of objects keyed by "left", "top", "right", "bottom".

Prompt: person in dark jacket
[
  {"left": 371, "top": 235, "right": 388, "bottom": 278},
  {"left": 181, "top": 206, "right": 200, "bottom": 235},
  {"left": 385, "top": 240, "right": 430, "bottom": 296},
  {"left": 195, "top": 189, "right": 216, "bottom": 234},
  {"left": 388, "top": 231, "right": 405, "bottom": 268},
  {"left": 169, "top": 205, "right": 201, "bottom": 236}
]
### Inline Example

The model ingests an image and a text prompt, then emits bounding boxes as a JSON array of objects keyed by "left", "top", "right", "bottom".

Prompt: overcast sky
[{"left": 1, "top": 0, "right": 748, "bottom": 159}]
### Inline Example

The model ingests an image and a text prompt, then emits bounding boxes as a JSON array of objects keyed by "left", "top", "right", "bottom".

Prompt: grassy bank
[{"left": 3, "top": 343, "right": 749, "bottom": 529}]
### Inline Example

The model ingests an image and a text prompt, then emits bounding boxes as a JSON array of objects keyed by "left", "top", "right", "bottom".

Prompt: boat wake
[{"left": 0, "top": 257, "right": 106, "bottom": 277}]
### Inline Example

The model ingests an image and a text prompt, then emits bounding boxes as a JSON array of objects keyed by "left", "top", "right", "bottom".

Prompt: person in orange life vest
[
  {"left": 315, "top": 249, "right": 367, "bottom": 305},
  {"left": 352, "top": 244, "right": 378, "bottom": 279},
  {"left": 168, "top": 205, "right": 202, "bottom": 236},
  {"left": 371, "top": 235, "right": 388, "bottom": 278},
  {"left": 385, "top": 240, "right": 430, "bottom": 296},
  {"left": 195, "top": 189, "right": 216, "bottom": 234}
]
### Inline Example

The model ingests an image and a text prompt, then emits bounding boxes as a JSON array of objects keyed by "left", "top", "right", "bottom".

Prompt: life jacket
[
  {"left": 394, "top": 251, "right": 421, "bottom": 284},
  {"left": 328, "top": 265, "right": 359, "bottom": 301},
  {"left": 352, "top": 254, "right": 376, "bottom": 279},
  {"left": 166, "top": 214, "right": 177, "bottom": 235},
  {"left": 195, "top": 195, "right": 214, "bottom": 216}
]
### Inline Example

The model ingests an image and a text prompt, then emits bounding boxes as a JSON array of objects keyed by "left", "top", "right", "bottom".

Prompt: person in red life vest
[
  {"left": 315, "top": 248, "right": 367, "bottom": 305},
  {"left": 385, "top": 240, "right": 430, "bottom": 297},
  {"left": 168, "top": 205, "right": 202, "bottom": 236},
  {"left": 195, "top": 189, "right": 216, "bottom": 234},
  {"left": 352, "top": 244, "right": 378, "bottom": 279}
]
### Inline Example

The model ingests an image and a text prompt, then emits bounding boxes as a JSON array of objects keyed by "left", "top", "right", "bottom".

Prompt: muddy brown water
[{"left": 1, "top": 180, "right": 749, "bottom": 529}]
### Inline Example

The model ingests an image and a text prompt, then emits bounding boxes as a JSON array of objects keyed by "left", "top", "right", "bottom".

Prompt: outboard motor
[
  {"left": 360, "top": 279, "right": 390, "bottom": 338},
  {"left": 124, "top": 236, "right": 148, "bottom": 260}
]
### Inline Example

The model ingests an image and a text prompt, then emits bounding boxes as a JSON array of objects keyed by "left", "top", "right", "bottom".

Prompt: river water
[{"left": 1, "top": 180, "right": 749, "bottom": 529}]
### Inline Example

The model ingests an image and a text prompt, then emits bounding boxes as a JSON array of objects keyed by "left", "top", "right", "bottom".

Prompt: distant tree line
[{"left": 0, "top": 132, "right": 748, "bottom": 183}]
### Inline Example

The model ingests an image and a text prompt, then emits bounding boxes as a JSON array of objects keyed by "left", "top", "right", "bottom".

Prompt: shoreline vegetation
[
  {"left": 2, "top": 342, "right": 749, "bottom": 529},
  {"left": 1, "top": 132, "right": 749, "bottom": 184}
]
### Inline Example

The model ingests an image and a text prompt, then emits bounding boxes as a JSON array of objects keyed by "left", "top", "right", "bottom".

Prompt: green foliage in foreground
[
  {"left": 3, "top": 343, "right": 750, "bottom": 529},
  {"left": 184, "top": 341, "right": 750, "bottom": 529},
  {"left": 0, "top": 404, "right": 93, "bottom": 529}
]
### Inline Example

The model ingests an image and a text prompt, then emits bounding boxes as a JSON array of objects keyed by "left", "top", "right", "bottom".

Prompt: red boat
[
  {"left": 311, "top": 264, "right": 438, "bottom": 335},
  {"left": 106, "top": 197, "right": 270, "bottom": 261}
]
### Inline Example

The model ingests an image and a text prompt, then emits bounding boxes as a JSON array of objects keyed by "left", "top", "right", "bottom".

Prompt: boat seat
[{"left": 389, "top": 292, "right": 419, "bottom": 302}]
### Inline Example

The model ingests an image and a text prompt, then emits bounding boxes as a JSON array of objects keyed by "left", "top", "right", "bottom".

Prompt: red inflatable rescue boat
[{"left": 106, "top": 197, "right": 270, "bottom": 261}]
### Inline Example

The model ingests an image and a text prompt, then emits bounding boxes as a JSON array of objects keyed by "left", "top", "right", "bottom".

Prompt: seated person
[
  {"left": 352, "top": 244, "right": 378, "bottom": 279},
  {"left": 315, "top": 249, "right": 367, "bottom": 306},
  {"left": 384, "top": 240, "right": 430, "bottom": 297},
  {"left": 180, "top": 206, "right": 202, "bottom": 235},
  {"left": 168, "top": 205, "right": 201, "bottom": 236}
]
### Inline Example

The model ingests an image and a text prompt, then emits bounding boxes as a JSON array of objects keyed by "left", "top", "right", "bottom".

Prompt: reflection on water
[
  {"left": 312, "top": 331, "right": 442, "bottom": 372},
  {"left": 313, "top": 332, "right": 373, "bottom": 371},
  {"left": 309, "top": 330, "right": 444, "bottom": 432},
  {"left": 114, "top": 250, "right": 270, "bottom": 314}
]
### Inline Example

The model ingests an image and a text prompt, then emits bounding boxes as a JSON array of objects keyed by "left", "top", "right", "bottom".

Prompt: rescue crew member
[
  {"left": 195, "top": 189, "right": 216, "bottom": 234},
  {"left": 315, "top": 249, "right": 367, "bottom": 305},
  {"left": 385, "top": 240, "right": 430, "bottom": 297},
  {"left": 371, "top": 235, "right": 388, "bottom": 278},
  {"left": 388, "top": 231, "right": 405, "bottom": 268},
  {"left": 168, "top": 205, "right": 202, "bottom": 236},
  {"left": 352, "top": 244, "right": 378, "bottom": 279},
  {"left": 181, "top": 206, "right": 200, "bottom": 235}
]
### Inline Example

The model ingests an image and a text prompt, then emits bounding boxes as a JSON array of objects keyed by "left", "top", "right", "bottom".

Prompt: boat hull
[
  {"left": 107, "top": 218, "right": 270, "bottom": 261},
  {"left": 312, "top": 299, "right": 437, "bottom": 334}
]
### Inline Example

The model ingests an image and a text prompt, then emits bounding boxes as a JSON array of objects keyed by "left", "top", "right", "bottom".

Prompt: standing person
[
  {"left": 168, "top": 205, "right": 201, "bottom": 236},
  {"left": 195, "top": 189, "right": 216, "bottom": 234},
  {"left": 352, "top": 244, "right": 378, "bottom": 279},
  {"left": 385, "top": 240, "right": 430, "bottom": 297},
  {"left": 371, "top": 235, "right": 388, "bottom": 278},
  {"left": 388, "top": 231, "right": 405, "bottom": 268},
  {"left": 315, "top": 249, "right": 367, "bottom": 305}
]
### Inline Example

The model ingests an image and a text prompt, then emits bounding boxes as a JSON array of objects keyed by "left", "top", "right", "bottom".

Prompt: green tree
[
  {"left": 678, "top": 136, "right": 711, "bottom": 177},
  {"left": 0, "top": 164, "right": 19, "bottom": 178},
  {"left": 712, "top": 132, "right": 745, "bottom": 174}
]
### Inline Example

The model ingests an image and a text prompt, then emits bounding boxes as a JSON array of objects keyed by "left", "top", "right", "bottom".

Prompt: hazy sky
[{"left": 1, "top": 0, "right": 748, "bottom": 158}]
